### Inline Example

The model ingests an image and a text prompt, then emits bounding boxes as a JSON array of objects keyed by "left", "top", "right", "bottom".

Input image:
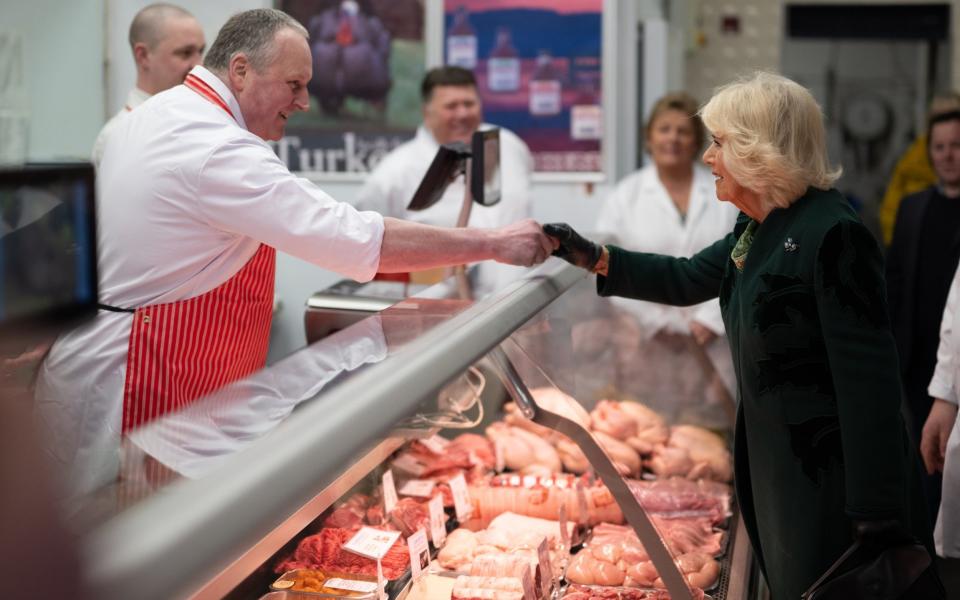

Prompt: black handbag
[{"left": 801, "top": 537, "right": 933, "bottom": 599}]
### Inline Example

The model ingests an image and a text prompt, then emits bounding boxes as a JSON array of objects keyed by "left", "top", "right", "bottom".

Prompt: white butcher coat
[
  {"left": 927, "top": 262, "right": 960, "bottom": 557},
  {"left": 91, "top": 87, "right": 151, "bottom": 169},
  {"left": 35, "top": 66, "right": 385, "bottom": 497},
  {"left": 594, "top": 164, "right": 738, "bottom": 423}
]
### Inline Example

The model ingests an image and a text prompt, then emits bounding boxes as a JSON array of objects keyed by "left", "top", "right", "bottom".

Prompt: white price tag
[
  {"left": 520, "top": 563, "right": 538, "bottom": 600},
  {"left": 382, "top": 469, "right": 398, "bottom": 514},
  {"left": 536, "top": 536, "right": 553, "bottom": 597},
  {"left": 325, "top": 578, "right": 379, "bottom": 594},
  {"left": 558, "top": 504, "right": 570, "bottom": 549},
  {"left": 420, "top": 434, "right": 450, "bottom": 455},
  {"left": 399, "top": 479, "right": 436, "bottom": 498},
  {"left": 377, "top": 559, "right": 386, "bottom": 600},
  {"left": 449, "top": 471, "right": 472, "bottom": 522},
  {"left": 406, "top": 528, "right": 430, "bottom": 581},
  {"left": 429, "top": 494, "right": 447, "bottom": 547},
  {"left": 575, "top": 481, "right": 590, "bottom": 525},
  {"left": 342, "top": 526, "right": 401, "bottom": 561},
  {"left": 393, "top": 453, "right": 429, "bottom": 476}
]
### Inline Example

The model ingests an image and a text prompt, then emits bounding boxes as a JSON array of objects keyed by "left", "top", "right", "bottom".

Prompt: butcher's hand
[
  {"left": 492, "top": 218, "right": 559, "bottom": 267},
  {"left": 921, "top": 398, "right": 958, "bottom": 474},
  {"left": 542, "top": 223, "right": 605, "bottom": 273}
]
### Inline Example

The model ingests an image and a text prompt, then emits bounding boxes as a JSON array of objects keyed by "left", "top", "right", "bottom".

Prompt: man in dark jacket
[{"left": 887, "top": 110, "right": 960, "bottom": 524}]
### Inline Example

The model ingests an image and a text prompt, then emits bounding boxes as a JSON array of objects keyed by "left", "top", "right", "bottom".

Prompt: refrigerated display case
[{"left": 73, "top": 258, "right": 760, "bottom": 600}]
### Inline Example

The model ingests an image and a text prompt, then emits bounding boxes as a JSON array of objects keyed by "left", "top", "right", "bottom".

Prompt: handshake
[{"left": 542, "top": 223, "right": 606, "bottom": 273}]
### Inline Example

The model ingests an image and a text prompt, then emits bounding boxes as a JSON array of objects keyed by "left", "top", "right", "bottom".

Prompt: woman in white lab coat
[{"left": 594, "top": 92, "right": 738, "bottom": 425}]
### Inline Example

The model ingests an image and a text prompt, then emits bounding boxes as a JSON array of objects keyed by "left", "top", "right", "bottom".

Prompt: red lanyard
[{"left": 184, "top": 73, "right": 236, "bottom": 121}]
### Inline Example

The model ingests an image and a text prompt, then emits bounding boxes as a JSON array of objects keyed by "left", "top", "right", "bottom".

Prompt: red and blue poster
[{"left": 444, "top": 0, "right": 603, "bottom": 174}]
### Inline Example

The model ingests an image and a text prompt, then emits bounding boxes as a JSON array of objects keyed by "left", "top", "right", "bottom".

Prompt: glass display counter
[{"left": 62, "top": 259, "right": 759, "bottom": 600}]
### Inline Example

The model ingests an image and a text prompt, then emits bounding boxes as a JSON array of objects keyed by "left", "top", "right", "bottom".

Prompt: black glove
[{"left": 542, "top": 223, "right": 603, "bottom": 271}]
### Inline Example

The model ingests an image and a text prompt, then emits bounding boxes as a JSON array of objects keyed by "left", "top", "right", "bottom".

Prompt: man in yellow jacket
[{"left": 880, "top": 92, "right": 960, "bottom": 244}]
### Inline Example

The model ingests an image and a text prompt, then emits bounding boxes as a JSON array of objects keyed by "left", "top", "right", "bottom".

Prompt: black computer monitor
[{"left": 0, "top": 163, "right": 98, "bottom": 334}]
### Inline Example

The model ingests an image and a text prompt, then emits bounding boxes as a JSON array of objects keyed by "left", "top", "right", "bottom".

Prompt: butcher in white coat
[
  {"left": 594, "top": 93, "right": 738, "bottom": 425},
  {"left": 35, "top": 9, "right": 554, "bottom": 497}
]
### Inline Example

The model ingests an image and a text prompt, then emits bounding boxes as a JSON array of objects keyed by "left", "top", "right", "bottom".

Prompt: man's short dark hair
[
  {"left": 927, "top": 110, "right": 960, "bottom": 147},
  {"left": 421, "top": 66, "right": 477, "bottom": 103}
]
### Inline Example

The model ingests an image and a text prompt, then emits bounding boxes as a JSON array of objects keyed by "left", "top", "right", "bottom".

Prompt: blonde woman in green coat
[{"left": 545, "top": 72, "right": 944, "bottom": 599}]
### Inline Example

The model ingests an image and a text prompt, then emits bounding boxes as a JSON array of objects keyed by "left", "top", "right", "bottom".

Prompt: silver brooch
[{"left": 784, "top": 237, "right": 798, "bottom": 252}]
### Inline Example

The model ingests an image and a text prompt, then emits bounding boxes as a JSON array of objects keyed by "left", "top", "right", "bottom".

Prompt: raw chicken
[
  {"left": 590, "top": 400, "right": 638, "bottom": 441},
  {"left": 592, "top": 431, "right": 641, "bottom": 476},
  {"left": 645, "top": 426, "right": 732, "bottom": 482},
  {"left": 554, "top": 432, "right": 640, "bottom": 477},
  {"left": 485, "top": 423, "right": 562, "bottom": 474},
  {"left": 617, "top": 401, "right": 670, "bottom": 454}
]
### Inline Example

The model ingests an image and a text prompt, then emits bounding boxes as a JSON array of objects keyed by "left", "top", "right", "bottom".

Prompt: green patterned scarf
[{"left": 731, "top": 220, "right": 757, "bottom": 271}]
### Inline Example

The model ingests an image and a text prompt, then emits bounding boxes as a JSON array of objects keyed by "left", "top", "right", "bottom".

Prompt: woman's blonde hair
[{"left": 700, "top": 71, "right": 842, "bottom": 209}]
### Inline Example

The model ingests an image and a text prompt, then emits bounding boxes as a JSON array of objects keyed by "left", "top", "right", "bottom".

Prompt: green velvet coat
[{"left": 598, "top": 188, "right": 932, "bottom": 599}]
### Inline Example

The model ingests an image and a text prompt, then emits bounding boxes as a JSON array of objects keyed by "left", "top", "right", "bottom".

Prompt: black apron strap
[{"left": 97, "top": 302, "right": 136, "bottom": 314}]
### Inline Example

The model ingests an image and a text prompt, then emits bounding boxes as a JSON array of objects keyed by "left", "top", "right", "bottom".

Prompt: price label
[
  {"left": 382, "top": 469, "right": 398, "bottom": 514},
  {"left": 325, "top": 578, "right": 379, "bottom": 594},
  {"left": 429, "top": 494, "right": 447, "bottom": 547},
  {"left": 407, "top": 528, "right": 430, "bottom": 581},
  {"left": 393, "top": 453, "right": 428, "bottom": 476},
  {"left": 575, "top": 481, "right": 590, "bottom": 525},
  {"left": 342, "top": 526, "right": 401, "bottom": 561},
  {"left": 449, "top": 471, "right": 472, "bottom": 522},
  {"left": 537, "top": 536, "right": 553, "bottom": 598},
  {"left": 520, "top": 562, "right": 538, "bottom": 600},
  {"left": 494, "top": 437, "right": 505, "bottom": 473},
  {"left": 420, "top": 434, "right": 450, "bottom": 455},
  {"left": 558, "top": 504, "right": 570, "bottom": 549},
  {"left": 377, "top": 559, "right": 386, "bottom": 600},
  {"left": 399, "top": 479, "right": 436, "bottom": 498}
]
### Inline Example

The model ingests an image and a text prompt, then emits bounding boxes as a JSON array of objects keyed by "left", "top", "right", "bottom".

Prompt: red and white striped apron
[{"left": 121, "top": 74, "right": 276, "bottom": 432}]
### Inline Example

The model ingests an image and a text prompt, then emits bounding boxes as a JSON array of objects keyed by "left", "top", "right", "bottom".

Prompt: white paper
[
  {"left": 429, "top": 494, "right": 447, "bottom": 547},
  {"left": 449, "top": 471, "right": 472, "bottom": 521},
  {"left": 382, "top": 469, "right": 398, "bottom": 513},
  {"left": 325, "top": 578, "right": 379, "bottom": 594},
  {"left": 342, "top": 526, "right": 401, "bottom": 561},
  {"left": 537, "top": 536, "right": 553, "bottom": 597},
  {"left": 399, "top": 479, "right": 436, "bottom": 498},
  {"left": 392, "top": 453, "right": 429, "bottom": 476},
  {"left": 407, "top": 528, "right": 430, "bottom": 581}
]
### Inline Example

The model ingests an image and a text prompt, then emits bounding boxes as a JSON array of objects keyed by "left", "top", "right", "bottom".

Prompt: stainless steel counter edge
[{"left": 82, "top": 259, "right": 587, "bottom": 600}]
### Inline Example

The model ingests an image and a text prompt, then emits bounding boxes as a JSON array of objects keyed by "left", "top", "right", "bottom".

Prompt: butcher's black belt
[{"left": 97, "top": 303, "right": 136, "bottom": 314}]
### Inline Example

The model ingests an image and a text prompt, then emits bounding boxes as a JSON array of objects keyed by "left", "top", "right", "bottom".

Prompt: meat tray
[{"left": 272, "top": 569, "right": 379, "bottom": 598}]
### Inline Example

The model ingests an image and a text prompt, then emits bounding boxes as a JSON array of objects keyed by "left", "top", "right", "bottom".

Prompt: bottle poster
[
  {"left": 274, "top": 0, "right": 426, "bottom": 175},
  {"left": 443, "top": 0, "right": 603, "bottom": 174}
]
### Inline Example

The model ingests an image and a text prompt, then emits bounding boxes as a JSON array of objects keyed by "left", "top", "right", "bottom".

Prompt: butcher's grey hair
[
  {"left": 204, "top": 8, "right": 307, "bottom": 73},
  {"left": 129, "top": 3, "right": 195, "bottom": 50}
]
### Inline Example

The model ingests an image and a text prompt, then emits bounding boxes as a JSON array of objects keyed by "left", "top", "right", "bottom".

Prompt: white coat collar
[
  {"left": 126, "top": 87, "right": 151, "bottom": 110},
  {"left": 186, "top": 65, "right": 248, "bottom": 131}
]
